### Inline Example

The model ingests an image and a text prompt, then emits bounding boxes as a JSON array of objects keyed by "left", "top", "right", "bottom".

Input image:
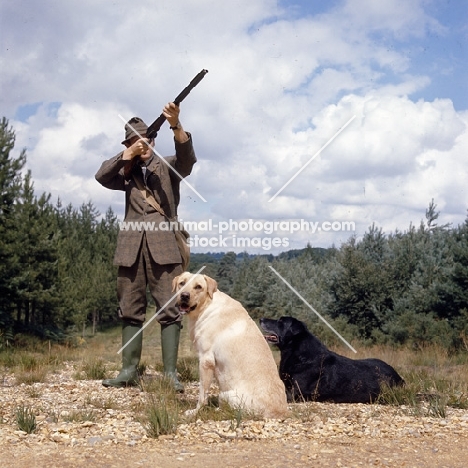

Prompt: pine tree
[
  {"left": 13, "top": 172, "right": 59, "bottom": 333},
  {"left": 328, "top": 230, "right": 394, "bottom": 341},
  {"left": 0, "top": 118, "right": 27, "bottom": 335},
  {"left": 216, "top": 251, "right": 237, "bottom": 294}
]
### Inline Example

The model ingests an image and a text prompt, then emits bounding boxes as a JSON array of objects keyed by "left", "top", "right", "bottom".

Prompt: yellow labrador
[{"left": 173, "top": 272, "right": 288, "bottom": 419}]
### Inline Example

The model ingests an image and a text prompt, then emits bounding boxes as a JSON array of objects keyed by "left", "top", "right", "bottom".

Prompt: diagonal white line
[
  {"left": 268, "top": 115, "right": 356, "bottom": 202},
  {"left": 118, "top": 265, "right": 206, "bottom": 354},
  {"left": 118, "top": 114, "right": 207, "bottom": 203},
  {"left": 268, "top": 265, "right": 357, "bottom": 353}
]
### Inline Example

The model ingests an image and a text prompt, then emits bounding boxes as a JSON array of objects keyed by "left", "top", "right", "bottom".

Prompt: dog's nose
[{"left": 180, "top": 292, "right": 190, "bottom": 301}]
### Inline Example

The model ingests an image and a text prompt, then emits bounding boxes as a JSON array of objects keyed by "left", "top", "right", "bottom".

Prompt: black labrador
[{"left": 260, "top": 316, "right": 404, "bottom": 403}]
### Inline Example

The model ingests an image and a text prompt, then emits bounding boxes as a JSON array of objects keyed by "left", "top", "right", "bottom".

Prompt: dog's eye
[
  {"left": 179, "top": 281, "right": 186, "bottom": 287},
  {"left": 194, "top": 284, "right": 202, "bottom": 290}
]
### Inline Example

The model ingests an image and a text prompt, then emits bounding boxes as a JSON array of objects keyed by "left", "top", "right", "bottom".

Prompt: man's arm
[
  {"left": 95, "top": 153, "right": 127, "bottom": 190},
  {"left": 163, "top": 102, "right": 189, "bottom": 144},
  {"left": 163, "top": 102, "right": 196, "bottom": 178},
  {"left": 173, "top": 133, "right": 197, "bottom": 178},
  {"left": 96, "top": 137, "right": 151, "bottom": 189}
]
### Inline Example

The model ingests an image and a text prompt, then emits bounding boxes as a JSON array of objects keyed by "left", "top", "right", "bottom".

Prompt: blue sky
[
  {"left": 398, "top": 0, "right": 467, "bottom": 110},
  {"left": 281, "top": 0, "right": 468, "bottom": 109},
  {"left": 1, "top": 0, "right": 467, "bottom": 253}
]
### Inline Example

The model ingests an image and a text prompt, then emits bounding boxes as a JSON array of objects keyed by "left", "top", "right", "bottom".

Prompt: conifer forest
[{"left": 1, "top": 118, "right": 467, "bottom": 351}]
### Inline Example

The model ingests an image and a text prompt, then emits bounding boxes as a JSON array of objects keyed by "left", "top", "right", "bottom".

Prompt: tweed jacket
[{"left": 95, "top": 135, "right": 196, "bottom": 267}]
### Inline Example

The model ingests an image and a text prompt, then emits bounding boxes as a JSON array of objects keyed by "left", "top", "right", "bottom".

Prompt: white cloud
[
  {"left": 339, "top": 0, "right": 445, "bottom": 39},
  {"left": 3, "top": 0, "right": 467, "bottom": 253}
]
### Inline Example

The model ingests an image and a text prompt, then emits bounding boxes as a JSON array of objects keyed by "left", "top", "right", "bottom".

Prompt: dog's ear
[
  {"left": 280, "top": 316, "right": 295, "bottom": 337},
  {"left": 172, "top": 275, "right": 180, "bottom": 292},
  {"left": 204, "top": 275, "right": 218, "bottom": 298}
]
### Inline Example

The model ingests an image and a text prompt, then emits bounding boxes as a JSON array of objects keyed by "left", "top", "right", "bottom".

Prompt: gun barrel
[
  {"left": 174, "top": 69, "right": 209, "bottom": 104},
  {"left": 146, "top": 69, "right": 208, "bottom": 139}
]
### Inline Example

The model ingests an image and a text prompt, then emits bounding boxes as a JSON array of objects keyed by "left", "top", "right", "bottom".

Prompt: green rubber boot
[
  {"left": 161, "top": 322, "right": 184, "bottom": 393},
  {"left": 102, "top": 323, "right": 142, "bottom": 388}
]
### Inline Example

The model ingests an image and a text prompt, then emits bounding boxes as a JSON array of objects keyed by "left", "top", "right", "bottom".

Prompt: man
[{"left": 95, "top": 103, "right": 196, "bottom": 391}]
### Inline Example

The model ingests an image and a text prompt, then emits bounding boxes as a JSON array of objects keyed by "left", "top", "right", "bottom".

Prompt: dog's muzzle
[
  {"left": 263, "top": 333, "right": 279, "bottom": 344},
  {"left": 260, "top": 319, "right": 279, "bottom": 344},
  {"left": 177, "top": 292, "right": 197, "bottom": 315}
]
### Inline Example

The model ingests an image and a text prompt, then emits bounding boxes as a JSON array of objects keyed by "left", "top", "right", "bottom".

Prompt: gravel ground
[{"left": 1, "top": 363, "right": 468, "bottom": 467}]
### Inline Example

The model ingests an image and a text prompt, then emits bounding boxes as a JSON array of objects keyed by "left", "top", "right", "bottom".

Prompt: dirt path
[
  {"left": 2, "top": 433, "right": 468, "bottom": 467},
  {"left": 1, "top": 363, "right": 467, "bottom": 467}
]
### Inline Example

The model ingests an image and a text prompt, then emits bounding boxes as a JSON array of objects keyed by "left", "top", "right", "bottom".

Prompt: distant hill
[{"left": 189, "top": 246, "right": 333, "bottom": 265}]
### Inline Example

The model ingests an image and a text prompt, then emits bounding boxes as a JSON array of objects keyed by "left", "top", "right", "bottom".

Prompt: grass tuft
[
  {"left": 142, "top": 393, "right": 179, "bottom": 438},
  {"left": 177, "top": 357, "right": 199, "bottom": 382},
  {"left": 15, "top": 369, "right": 48, "bottom": 385},
  {"left": 377, "top": 369, "right": 468, "bottom": 417},
  {"left": 137, "top": 376, "right": 180, "bottom": 438},
  {"left": 84, "top": 394, "right": 118, "bottom": 410},
  {"left": 16, "top": 405, "right": 37, "bottom": 434},
  {"left": 63, "top": 409, "right": 97, "bottom": 423},
  {"left": 191, "top": 398, "right": 260, "bottom": 428},
  {"left": 24, "top": 386, "right": 42, "bottom": 398},
  {"left": 76, "top": 358, "right": 108, "bottom": 380}
]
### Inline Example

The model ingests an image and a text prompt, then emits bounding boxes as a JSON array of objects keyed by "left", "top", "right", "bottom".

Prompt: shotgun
[
  {"left": 124, "top": 69, "right": 208, "bottom": 178},
  {"left": 147, "top": 69, "right": 208, "bottom": 139}
]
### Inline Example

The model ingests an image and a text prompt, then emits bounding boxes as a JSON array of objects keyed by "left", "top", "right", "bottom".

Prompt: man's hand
[
  {"left": 122, "top": 138, "right": 153, "bottom": 161},
  {"left": 162, "top": 102, "right": 181, "bottom": 127},
  {"left": 163, "top": 102, "right": 189, "bottom": 143}
]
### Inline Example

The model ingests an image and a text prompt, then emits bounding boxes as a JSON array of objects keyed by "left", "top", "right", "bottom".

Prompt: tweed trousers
[{"left": 117, "top": 234, "right": 183, "bottom": 325}]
